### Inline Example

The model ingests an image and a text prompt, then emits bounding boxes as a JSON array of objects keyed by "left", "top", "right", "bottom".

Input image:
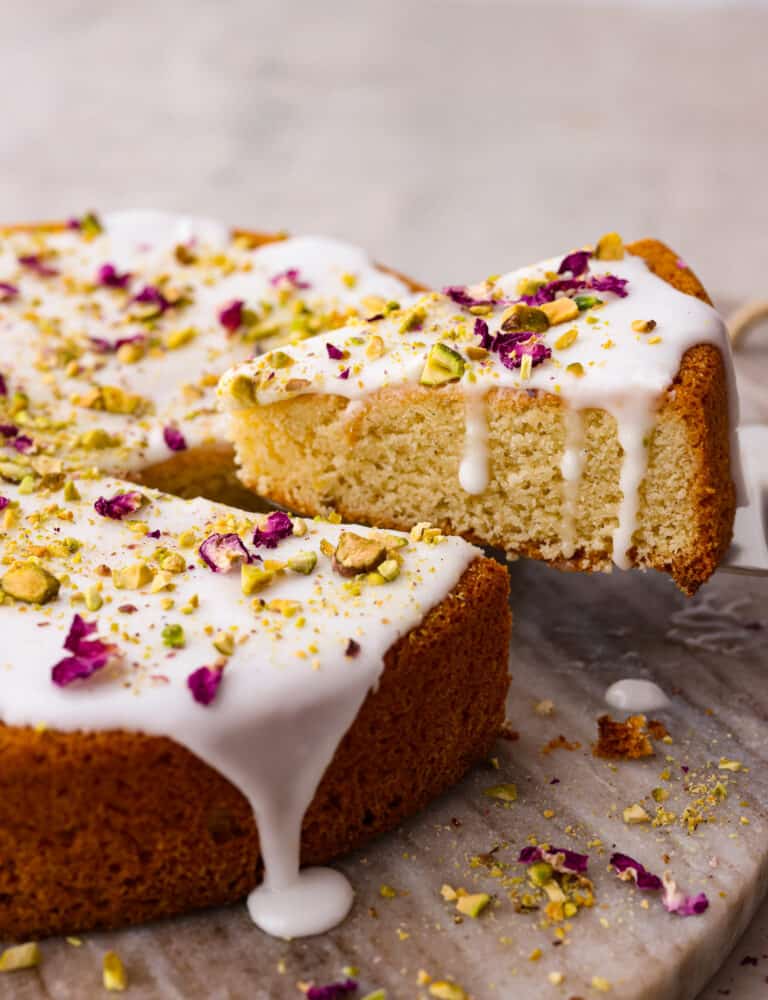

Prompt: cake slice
[
  {"left": 220, "top": 236, "right": 740, "bottom": 595},
  {"left": 0, "top": 472, "right": 509, "bottom": 938}
]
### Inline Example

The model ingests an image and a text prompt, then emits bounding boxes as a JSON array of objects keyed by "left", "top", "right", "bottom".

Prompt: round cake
[{"left": 0, "top": 212, "right": 512, "bottom": 940}]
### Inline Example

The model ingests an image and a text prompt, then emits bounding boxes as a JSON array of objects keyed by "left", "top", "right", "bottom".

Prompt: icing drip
[
  {"left": 560, "top": 407, "right": 586, "bottom": 560},
  {"left": 458, "top": 389, "right": 489, "bottom": 495},
  {"left": 605, "top": 679, "right": 671, "bottom": 713},
  {"left": 610, "top": 398, "right": 655, "bottom": 569}
]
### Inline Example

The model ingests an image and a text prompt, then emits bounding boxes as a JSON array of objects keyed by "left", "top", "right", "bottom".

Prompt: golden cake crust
[
  {"left": 230, "top": 239, "right": 734, "bottom": 594},
  {"left": 0, "top": 557, "right": 510, "bottom": 939}
]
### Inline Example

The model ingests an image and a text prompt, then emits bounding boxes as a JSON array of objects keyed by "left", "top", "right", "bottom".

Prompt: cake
[
  {"left": 0, "top": 213, "right": 511, "bottom": 940},
  {"left": 220, "top": 236, "right": 740, "bottom": 595}
]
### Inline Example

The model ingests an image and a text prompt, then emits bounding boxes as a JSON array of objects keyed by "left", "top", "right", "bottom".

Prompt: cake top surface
[
  {"left": 219, "top": 237, "right": 730, "bottom": 416},
  {"left": 0, "top": 210, "right": 411, "bottom": 474}
]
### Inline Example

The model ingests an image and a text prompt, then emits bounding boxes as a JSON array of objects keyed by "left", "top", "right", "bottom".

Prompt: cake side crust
[{"left": 0, "top": 557, "right": 510, "bottom": 939}]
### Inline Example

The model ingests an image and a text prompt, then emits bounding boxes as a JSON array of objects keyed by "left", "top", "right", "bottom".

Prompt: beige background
[{"left": 1, "top": 0, "right": 767, "bottom": 996}]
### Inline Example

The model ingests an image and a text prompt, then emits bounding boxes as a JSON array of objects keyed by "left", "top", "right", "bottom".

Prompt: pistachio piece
[
  {"left": 574, "top": 294, "right": 602, "bottom": 311},
  {"left": 540, "top": 298, "right": 579, "bottom": 326},
  {"left": 228, "top": 373, "right": 256, "bottom": 406},
  {"left": 332, "top": 531, "right": 387, "bottom": 577},
  {"left": 63, "top": 480, "right": 81, "bottom": 501},
  {"left": 516, "top": 276, "right": 546, "bottom": 297},
  {"left": 165, "top": 327, "right": 197, "bottom": 350},
  {"left": 554, "top": 327, "right": 578, "bottom": 350},
  {"left": 160, "top": 552, "right": 187, "bottom": 573},
  {"left": 527, "top": 861, "right": 554, "bottom": 887},
  {"left": 1, "top": 562, "right": 60, "bottom": 604},
  {"left": 595, "top": 232, "right": 625, "bottom": 260},
  {"left": 84, "top": 584, "right": 103, "bottom": 611},
  {"left": 365, "top": 335, "right": 385, "bottom": 359},
  {"left": 377, "top": 558, "right": 400, "bottom": 582},
  {"left": 101, "top": 386, "right": 146, "bottom": 415},
  {"left": 455, "top": 892, "right": 490, "bottom": 918},
  {"left": 465, "top": 345, "right": 488, "bottom": 361},
  {"left": 0, "top": 942, "right": 41, "bottom": 972},
  {"left": 0, "top": 461, "right": 29, "bottom": 483},
  {"left": 103, "top": 950, "right": 127, "bottom": 992},
  {"left": 419, "top": 343, "right": 465, "bottom": 386},
  {"left": 79, "top": 428, "right": 119, "bottom": 450},
  {"left": 500, "top": 303, "right": 550, "bottom": 333},
  {"left": 112, "top": 562, "right": 154, "bottom": 590},
  {"left": 241, "top": 562, "right": 275, "bottom": 594},
  {"left": 287, "top": 550, "right": 317, "bottom": 575},
  {"left": 162, "top": 623, "right": 185, "bottom": 648},
  {"left": 213, "top": 631, "right": 235, "bottom": 656},
  {"left": 631, "top": 319, "right": 657, "bottom": 333},
  {"left": 267, "top": 350, "right": 293, "bottom": 369},
  {"left": 622, "top": 802, "right": 651, "bottom": 824}
]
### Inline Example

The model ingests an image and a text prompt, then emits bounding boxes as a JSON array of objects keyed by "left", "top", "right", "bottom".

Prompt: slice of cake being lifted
[{"left": 220, "top": 236, "right": 741, "bottom": 595}]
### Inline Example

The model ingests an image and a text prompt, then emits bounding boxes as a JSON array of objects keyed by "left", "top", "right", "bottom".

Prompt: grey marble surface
[{"left": 1, "top": 0, "right": 768, "bottom": 996}]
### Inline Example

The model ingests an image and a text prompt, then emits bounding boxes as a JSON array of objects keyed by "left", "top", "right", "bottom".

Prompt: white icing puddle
[
  {"left": 248, "top": 867, "right": 354, "bottom": 938},
  {"left": 605, "top": 678, "right": 671, "bottom": 713},
  {"left": 459, "top": 389, "right": 489, "bottom": 494}
]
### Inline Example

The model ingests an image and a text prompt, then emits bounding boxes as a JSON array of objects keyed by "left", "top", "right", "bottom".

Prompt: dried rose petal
[
  {"left": 94, "top": 491, "right": 145, "bottom": 520},
  {"left": 610, "top": 852, "right": 663, "bottom": 891},
  {"left": 520, "top": 277, "right": 585, "bottom": 306},
  {"left": 96, "top": 262, "right": 132, "bottom": 289},
  {"left": 187, "top": 666, "right": 223, "bottom": 706},
  {"left": 0, "top": 282, "right": 18, "bottom": 301},
  {"left": 199, "top": 532, "right": 251, "bottom": 572},
  {"left": 269, "top": 268, "right": 310, "bottom": 289},
  {"left": 443, "top": 285, "right": 497, "bottom": 309},
  {"left": 0, "top": 375, "right": 7, "bottom": 397},
  {"left": 661, "top": 873, "right": 709, "bottom": 916},
  {"left": 252, "top": 511, "right": 293, "bottom": 549},
  {"left": 0, "top": 497, "right": 9, "bottom": 510},
  {"left": 497, "top": 335, "right": 551, "bottom": 371},
  {"left": 88, "top": 333, "right": 145, "bottom": 355},
  {"left": 588, "top": 273, "right": 629, "bottom": 298},
  {"left": 18, "top": 254, "right": 59, "bottom": 277},
  {"left": 326, "top": 342, "right": 344, "bottom": 360},
  {"left": 558, "top": 250, "right": 592, "bottom": 278},
  {"left": 518, "top": 845, "right": 589, "bottom": 874},
  {"left": 0, "top": 424, "right": 18, "bottom": 438},
  {"left": 306, "top": 980, "right": 358, "bottom": 1000},
  {"left": 132, "top": 284, "right": 169, "bottom": 312},
  {"left": 338, "top": 368, "right": 350, "bottom": 380},
  {"left": 163, "top": 425, "right": 187, "bottom": 452},
  {"left": 52, "top": 614, "right": 114, "bottom": 687},
  {"left": 345, "top": 639, "right": 361, "bottom": 657},
  {"left": 474, "top": 317, "right": 492, "bottom": 350},
  {"left": 219, "top": 299, "right": 244, "bottom": 333},
  {"left": 11, "top": 434, "right": 33, "bottom": 453}
]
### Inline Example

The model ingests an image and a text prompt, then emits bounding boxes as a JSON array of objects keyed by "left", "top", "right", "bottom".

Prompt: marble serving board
[{"left": 2, "top": 560, "right": 766, "bottom": 1000}]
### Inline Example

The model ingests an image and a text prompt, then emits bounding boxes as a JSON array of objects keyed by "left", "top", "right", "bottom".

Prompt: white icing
[
  {"left": 223, "top": 252, "right": 743, "bottom": 568},
  {"left": 559, "top": 408, "right": 586, "bottom": 560},
  {"left": 0, "top": 476, "right": 477, "bottom": 937},
  {"left": 458, "top": 388, "right": 489, "bottom": 494},
  {"left": 605, "top": 678, "right": 671, "bottom": 713},
  {"left": 0, "top": 212, "right": 410, "bottom": 474}
]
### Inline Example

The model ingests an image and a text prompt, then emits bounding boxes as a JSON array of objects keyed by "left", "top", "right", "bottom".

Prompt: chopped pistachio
[
  {"left": 574, "top": 293, "right": 602, "bottom": 310},
  {"left": 455, "top": 892, "right": 490, "bottom": 918},
  {"left": 419, "top": 343, "right": 465, "bottom": 386},
  {"left": 365, "top": 335, "right": 385, "bottom": 359},
  {"left": 116, "top": 341, "right": 145, "bottom": 364},
  {"left": 540, "top": 298, "right": 579, "bottom": 326},
  {"left": 554, "top": 327, "right": 578, "bottom": 350},
  {"left": 103, "top": 951, "right": 127, "bottom": 992},
  {"left": 0, "top": 942, "right": 41, "bottom": 972},
  {"left": 377, "top": 558, "right": 400, "bottom": 582},
  {"left": 162, "top": 623, "right": 185, "bottom": 649},
  {"left": 149, "top": 570, "right": 174, "bottom": 593},
  {"left": 100, "top": 386, "right": 145, "bottom": 415},
  {"left": 0, "top": 461, "right": 28, "bottom": 483},
  {"left": 241, "top": 562, "right": 275, "bottom": 594},
  {"left": 63, "top": 480, "right": 81, "bottom": 501},
  {"left": 360, "top": 991, "right": 387, "bottom": 1000},
  {"left": 18, "top": 475, "right": 36, "bottom": 495},
  {"left": 595, "top": 232, "right": 624, "bottom": 261},
  {"left": 623, "top": 803, "right": 651, "bottom": 824},
  {"left": 213, "top": 631, "right": 235, "bottom": 656},
  {"left": 165, "top": 326, "right": 197, "bottom": 350},
  {"left": 2, "top": 562, "right": 60, "bottom": 604},
  {"left": 112, "top": 562, "right": 154, "bottom": 590},
  {"left": 178, "top": 530, "right": 196, "bottom": 548},
  {"left": 591, "top": 975, "right": 612, "bottom": 993},
  {"left": 267, "top": 350, "right": 293, "bottom": 369},
  {"left": 287, "top": 550, "right": 317, "bottom": 575},
  {"left": 719, "top": 757, "right": 744, "bottom": 772},
  {"left": 500, "top": 303, "right": 550, "bottom": 333},
  {"left": 267, "top": 599, "right": 302, "bottom": 617},
  {"left": 160, "top": 552, "right": 187, "bottom": 574},
  {"left": 84, "top": 584, "right": 103, "bottom": 611},
  {"left": 79, "top": 427, "right": 118, "bottom": 449},
  {"left": 428, "top": 982, "right": 467, "bottom": 1000},
  {"left": 228, "top": 373, "right": 256, "bottom": 405},
  {"left": 484, "top": 783, "right": 518, "bottom": 802},
  {"left": 527, "top": 861, "right": 554, "bottom": 887},
  {"left": 631, "top": 319, "right": 657, "bottom": 333},
  {"left": 466, "top": 345, "right": 489, "bottom": 360},
  {"left": 566, "top": 362, "right": 585, "bottom": 377},
  {"left": 332, "top": 531, "right": 387, "bottom": 577}
]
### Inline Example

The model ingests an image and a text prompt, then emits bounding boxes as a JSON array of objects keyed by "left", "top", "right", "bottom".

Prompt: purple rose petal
[
  {"left": 610, "top": 853, "right": 663, "bottom": 891},
  {"left": 0, "top": 423, "right": 18, "bottom": 438},
  {"left": 338, "top": 367, "right": 350, "bottom": 380},
  {"left": 88, "top": 333, "right": 145, "bottom": 355},
  {"left": 199, "top": 532, "right": 251, "bottom": 572},
  {"left": 306, "top": 980, "right": 358, "bottom": 1000},
  {"left": 269, "top": 268, "right": 310, "bottom": 290},
  {"left": 474, "top": 317, "right": 492, "bottom": 350},
  {"left": 662, "top": 873, "right": 709, "bottom": 916},
  {"left": 11, "top": 434, "right": 33, "bottom": 453},
  {"left": 96, "top": 262, "right": 132, "bottom": 289},
  {"left": 497, "top": 335, "right": 552, "bottom": 371},
  {"left": 187, "top": 665, "right": 223, "bottom": 706},
  {"left": 518, "top": 845, "right": 589, "bottom": 874},
  {"left": 51, "top": 614, "right": 115, "bottom": 687},
  {"left": 94, "top": 490, "right": 145, "bottom": 520},
  {"left": 163, "top": 425, "right": 187, "bottom": 452},
  {"left": 443, "top": 285, "right": 497, "bottom": 309},
  {"left": 219, "top": 299, "right": 244, "bottom": 333},
  {"left": 252, "top": 511, "right": 293, "bottom": 549},
  {"left": 0, "top": 375, "right": 7, "bottom": 397},
  {"left": 132, "top": 284, "right": 169, "bottom": 313},
  {"left": 0, "top": 497, "right": 9, "bottom": 510},
  {"left": 326, "top": 342, "right": 344, "bottom": 360},
  {"left": 18, "top": 254, "right": 59, "bottom": 277},
  {"left": 558, "top": 250, "right": 592, "bottom": 278},
  {"left": 0, "top": 282, "right": 18, "bottom": 301},
  {"left": 588, "top": 273, "right": 629, "bottom": 298}
]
